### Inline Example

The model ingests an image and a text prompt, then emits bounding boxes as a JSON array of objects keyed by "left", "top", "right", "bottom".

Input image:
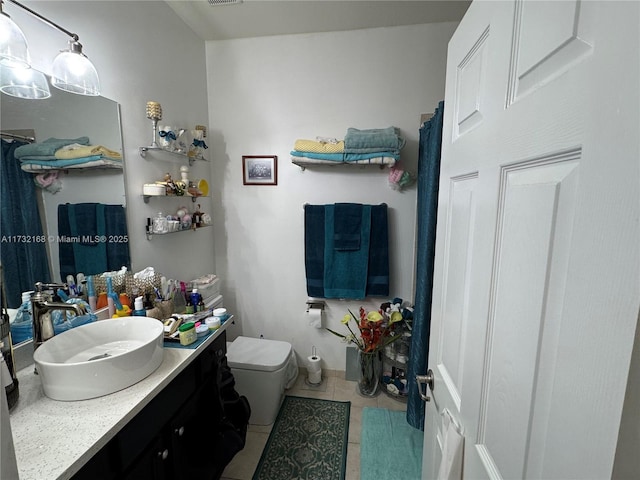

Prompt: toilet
[{"left": 226, "top": 336, "right": 298, "bottom": 425}]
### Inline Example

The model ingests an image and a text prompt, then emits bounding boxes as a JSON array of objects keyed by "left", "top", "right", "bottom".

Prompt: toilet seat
[{"left": 227, "top": 336, "right": 292, "bottom": 372}]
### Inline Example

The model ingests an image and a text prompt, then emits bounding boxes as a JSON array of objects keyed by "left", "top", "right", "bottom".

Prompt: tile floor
[{"left": 221, "top": 371, "right": 408, "bottom": 480}]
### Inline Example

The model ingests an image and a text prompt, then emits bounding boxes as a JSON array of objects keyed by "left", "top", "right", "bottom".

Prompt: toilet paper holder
[{"left": 306, "top": 299, "right": 325, "bottom": 312}]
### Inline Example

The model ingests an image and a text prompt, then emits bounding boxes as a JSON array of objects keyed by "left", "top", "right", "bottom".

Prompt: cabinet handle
[
  {"left": 175, "top": 426, "right": 185, "bottom": 436},
  {"left": 158, "top": 449, "right": 169, "bottom": 461}
]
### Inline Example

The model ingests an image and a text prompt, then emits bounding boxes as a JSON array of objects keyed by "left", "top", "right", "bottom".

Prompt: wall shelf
[
  {"left": 291, "top": 158, "right": 393, "bottom": 171},
  {"left": 142, "top": 194, "right": 208, "bottom": 204},
  {"left": 139, "top": 145, "right": 207, "bottom": 166},
  {"left": 145, "top": 223, "right": 211, "bottom": 240}
]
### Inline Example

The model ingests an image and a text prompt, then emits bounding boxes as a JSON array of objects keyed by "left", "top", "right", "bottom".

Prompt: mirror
[{"left": 1, "top": 73, "right": 127, "bottom": 344}]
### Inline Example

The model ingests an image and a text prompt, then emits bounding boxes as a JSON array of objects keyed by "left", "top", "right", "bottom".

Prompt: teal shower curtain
[
  {"left": 1, "top": 139, "right": 51, "bottom": 308},
  {"left": 406, "top": 101, "right": 444, "bottom": 430}
]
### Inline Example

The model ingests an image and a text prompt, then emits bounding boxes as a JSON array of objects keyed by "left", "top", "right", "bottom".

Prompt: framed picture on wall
[{"left": 242, "top": 155, "right": 278, "bottom": 185}]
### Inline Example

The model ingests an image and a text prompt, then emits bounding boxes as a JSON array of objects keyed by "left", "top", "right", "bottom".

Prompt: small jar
[
  {"left": 205, "top": 316, "right": 220, "bottom": 331},
  {"left": 213, "top": 308, "right": 228, "bottom": 322},
  {"left": 195, "top": 324, "right": 209, "bottom": 338},
  {"left": 178, "top": 321, "right": 196, "bottom": 346}
]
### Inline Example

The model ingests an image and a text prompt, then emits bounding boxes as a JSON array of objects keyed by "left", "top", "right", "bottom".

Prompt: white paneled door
[{"left": 422, "top": 1, "right": 639, "bottom": 479}]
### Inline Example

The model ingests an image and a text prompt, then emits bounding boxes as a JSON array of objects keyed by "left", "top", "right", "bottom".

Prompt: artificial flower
[{"left": 327, "top": 306, "right": 400, "bottom": 353}]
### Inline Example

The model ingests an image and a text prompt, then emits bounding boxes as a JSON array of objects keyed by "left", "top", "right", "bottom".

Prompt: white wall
[
  {"left": 12, "top": 1, "right": 214, "bottom": 282},
  {"left": 6, "top": 1, "right": 457, "bottom": 371},
  {"left": 206, "top": 22, "right": 457, "bottom": 370}
]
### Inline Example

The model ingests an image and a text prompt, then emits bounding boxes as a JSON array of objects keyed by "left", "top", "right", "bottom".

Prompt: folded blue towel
[
  {"left": 19, "top": 154, "right": 108, "bottom": 167},
  {"left": 14, "top": 137, "right": 90, "bottom": 158},
  {"left": 324, "top": 204, "right": 371, "bottom": 299},
  {"left": 344, "top": 127, "right": 405, "bottom": 153},
  {"left": 290, "top": 150, "right": 400, "bottom": 162}
]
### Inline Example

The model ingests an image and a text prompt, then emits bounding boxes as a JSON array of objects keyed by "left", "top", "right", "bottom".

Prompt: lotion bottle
[
  {"left": 106, "top": 277, "right": 116, "bottom": 318},
  {"left": 133, "top": 296, "right": 146, "bottom": 316},
  {"left": 87, "top": 276, "right": 97, "bottom": 312}
]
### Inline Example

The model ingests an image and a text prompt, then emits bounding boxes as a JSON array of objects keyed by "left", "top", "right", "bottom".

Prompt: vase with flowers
[{"left": 327, "top": 306, "right": 403, "bottom": 396}]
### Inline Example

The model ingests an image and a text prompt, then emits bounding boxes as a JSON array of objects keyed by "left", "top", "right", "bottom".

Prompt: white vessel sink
[{"left": 33, "top": 316, "right": 164, "bottom": 401}]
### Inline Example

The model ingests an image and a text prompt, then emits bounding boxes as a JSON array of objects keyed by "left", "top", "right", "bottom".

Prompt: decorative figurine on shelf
[
  {"left": 179, "top": 165, "right": 189, "bottom": 190},
  {"left": 146, "top": 101, "right": 162, "bottom": 147},
  {"left": 189, "top": 126, "right": 208, "bottom": 159},
  {"left": 158, "top": 125, "right": 177, "bottom": 151},
  {"left": 192, "top": 204, "right": 203, "bottom": 228},
  {"left": 162, "top": 172, "right": 184, "bottom": 196},
  {"left": 175, "top": 129, "right": 189, "bottom": 154}
]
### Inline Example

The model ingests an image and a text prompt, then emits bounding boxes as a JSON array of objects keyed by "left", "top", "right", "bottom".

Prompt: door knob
[{"left": 415, "top": 369, "right": 434, "bottom": 402}]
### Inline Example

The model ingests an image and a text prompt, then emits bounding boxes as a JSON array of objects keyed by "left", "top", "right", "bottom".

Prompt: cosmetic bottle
[
  {"left": 17, "top": 291, "right": 33, "bottom": 325},
  {"left": 119, "top": 293, "right": 131, "bottom": 309},
  {"left": 87, "top": 276, "right": 97, "bottom": 312},
  {"left": 96, "top": 292, "right": 108, "bottom": 310},
  {"left": 133, "top": 296, "right": 146, "bottom": 317},
  {"left": 106, "top": 277, "right": 115, "bottom": 317},
  {"left": 185, "top": 295, "right": 194, "bottom": 315},
  {"left": 190, "top": 289, "right": 201, "bottom": 311},
  {"left": 197, "top": 295, "right": 205, "bottom": 312},
  {"left": 178, "top": 322, "right": 196, "bottom": 346}
]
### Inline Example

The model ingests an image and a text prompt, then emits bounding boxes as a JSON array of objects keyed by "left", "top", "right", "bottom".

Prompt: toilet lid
[{"left": 227, "top": 336, "right": 292, "bottom": 372}]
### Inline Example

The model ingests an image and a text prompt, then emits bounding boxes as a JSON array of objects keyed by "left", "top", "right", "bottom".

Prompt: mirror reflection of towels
[
  {"left": 437, "top": 408, "right": 464, "bottom": 480},
  {"left": 58, "top": 203, "right": 130, "bottom": 279}
]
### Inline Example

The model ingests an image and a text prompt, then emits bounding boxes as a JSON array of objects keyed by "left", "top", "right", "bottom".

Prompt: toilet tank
[{"left": 226, "top": 336, "right": 294, "bottom": 425}]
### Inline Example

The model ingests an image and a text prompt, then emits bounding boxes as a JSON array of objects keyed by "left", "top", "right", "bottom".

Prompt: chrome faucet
[{"left": 32, "top": 282, "right": 86, "bottom": 353}]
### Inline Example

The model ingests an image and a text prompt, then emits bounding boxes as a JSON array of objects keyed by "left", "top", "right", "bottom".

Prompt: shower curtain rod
[{"left": 0, "top": 131, "right": 35, "bottom": 143}]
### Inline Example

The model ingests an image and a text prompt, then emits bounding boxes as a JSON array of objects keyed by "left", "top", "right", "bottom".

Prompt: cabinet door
[
  {"left": 168, "top": 386, "right": 201, "bottom": 480},
  {"left": 170, "top": 366, "right": 224, "bottom": 479},
  {"left": 121, "top": 435, "right": 168, "bottom": 480}
]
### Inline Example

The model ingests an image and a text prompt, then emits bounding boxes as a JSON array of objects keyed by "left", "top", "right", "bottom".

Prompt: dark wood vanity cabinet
[{"left": 72, "top": 331, "right": 228, "bottom": 480}]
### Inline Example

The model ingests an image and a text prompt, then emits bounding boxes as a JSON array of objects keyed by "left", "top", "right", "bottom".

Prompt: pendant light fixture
[
  {"left": 0, "top": 63, "right": 50, "bottom": 99},
  {"left": 50, "top": 39, "right": 99, "bottom": 96},
  {"left": 0, "top": 0, "right": 100, "bottom": 98},
  {"left": 0, "top": 1, "right": 29, "bottom": 67}
]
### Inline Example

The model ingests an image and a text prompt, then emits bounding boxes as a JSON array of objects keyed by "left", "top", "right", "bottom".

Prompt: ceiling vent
[{"left": 208, "top": 0, "right": 242, "bottom": 5}]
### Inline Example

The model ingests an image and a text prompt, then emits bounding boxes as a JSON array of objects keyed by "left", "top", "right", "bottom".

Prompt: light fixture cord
[{"left": 6, "top": 0, "right": 79, "bottom": 41}]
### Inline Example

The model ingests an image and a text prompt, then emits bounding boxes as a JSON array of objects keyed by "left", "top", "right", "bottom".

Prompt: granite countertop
[{"left": 8, "top": 322, "right": 230, "bottom": 480}]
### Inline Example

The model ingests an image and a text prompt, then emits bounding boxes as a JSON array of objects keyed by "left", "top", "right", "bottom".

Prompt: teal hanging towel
[{"left": 304, "top": 203, "right": 388, "bottom": 299}]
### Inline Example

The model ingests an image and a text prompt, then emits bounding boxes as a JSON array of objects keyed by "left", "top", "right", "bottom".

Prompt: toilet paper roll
[
  {"left": 307, "top": 307, "right": 322, "bottom": 328},
  {"left": 307, "top": 355, "right": 322, "bottom": 384}
]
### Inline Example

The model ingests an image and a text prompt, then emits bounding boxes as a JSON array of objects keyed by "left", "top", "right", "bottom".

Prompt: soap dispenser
[{"left": 133, "top": 296, "right": 146, "bottom": 317}]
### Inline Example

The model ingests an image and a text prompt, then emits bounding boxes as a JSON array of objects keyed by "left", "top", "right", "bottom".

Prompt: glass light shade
[
  {"left": 0, "top": 64, "right": 50, "bottom": 99},
  {"left": 0, "top": 13, "right": 30, "bottom": 68},
  {"left": 50, "top": 42, "right": 100, "bottom": 96}
]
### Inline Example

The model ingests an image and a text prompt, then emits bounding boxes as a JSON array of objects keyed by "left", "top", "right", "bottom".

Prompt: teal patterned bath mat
[{"left": 252, "top": 395, "right": 351, "bottom": 480}]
